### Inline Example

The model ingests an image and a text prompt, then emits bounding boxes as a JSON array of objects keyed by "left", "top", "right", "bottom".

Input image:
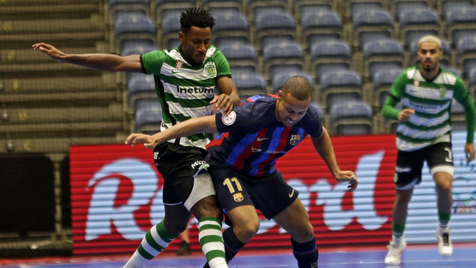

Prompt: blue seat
[
  {"left": 456, "top": 36, "right": 476, "bottom": 73},
  {"left": 114, "top": 12, "right": 157, "bottom": 53},
  {"left": 270, "top": 69, "right": 314, "bottom": 94},
  {"left": 215, "top": 36, "right": 248, "bottom": 49},
  {"left": 315, "top": 63, "right": 350, "bottom": 82},
  {"left": 350, "top": 2, "right": 383, "bottom": 20},
  {"left": 393, "top": 1, "right": 427, "bottom": 21},
  {"left": 269, "top": 65, "right": 302, "bottom": 84},
  {"left": 399, "top": 7, "right": 440, "bottom": 48},
  {"left": 263, "top": 40, "right": 304, "bottom": 80},
  {"left": 300, "top": 9, "right": 343, "bottom": 49},
  {"left": 404, "top": 30, "right": 440, "bottom": 50},
  {"left": 319, "top": 69, "right": 362, "bottom": 109},
  {"left": 232, "top": 70, "right": 267, "bottom": 98},
  {"left": 203, "top": 0, "right": 243, "bottom": 13},
  {"left": 220, "top": 43, "right": 258, "bottom": 73},
  {"left": 358, "top": 32, "right": 392, "bottom": 50},
  {"left": 310, "top": 40, "right": 352, "bottom": 80},
  {"left": 368, "top": 61, "right": 403, "bottom": 80},
  {"left": 108, "top": 0, "right": 151, "bottom": 26},
  {"left": 127, "top": 73, "right": 156, "bottom": 111},
  {"left": 362, "top": 38, "right": 404, "bottom": 78},
  {"left": 442, "top": 0, "right": 474, "bottom": 20},
  {"left": 447, "top": 66, "right": 463, "bottom": 78},
  {"left": 329, "top": 100, "right": 373, "bottom": 136},
  {"left": 352, "top": 7, "right": 394, "bottom": 49},
  {"left": 254, "top": 10, "right": 297, "bottom": 50},
  {"left": 453, "top": 30, "right": 476, "bottom": 50},
  {"left": 160, "top": 10, "right": 182, "bottom": 49},
  {"left": 134, "top": 98, "right": 162, "bottom": 133},
  {"left": 371, "top": 67, "right": 403, "bottom": 107},
  {"left": 446, "top": 6, "right": 476, "bottom": 44},
  {"left": 155, "top": 0, "right": 195, "bottom": 23},
  {"left": 212, "top": 10, "right": 250, "bottom": 45},
  {"left": 294, "top": 1, "right": 334, "bottom": 21},
  {"left": 167, "top": 39, "right": 181, "bottom": 50},
  {"left": 121, "top": 41, "right": 157, "bottom": 56},
  {"left": 464, "top": 58, "right": 476, "bottom": 79},
  {"left": 247, "top": 0, "right": 289, "bottom": 23}
]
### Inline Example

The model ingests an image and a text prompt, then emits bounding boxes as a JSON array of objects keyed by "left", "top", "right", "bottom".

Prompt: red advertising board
[{"left": 70, "top": 134, "right": 398, "bottom": 255}]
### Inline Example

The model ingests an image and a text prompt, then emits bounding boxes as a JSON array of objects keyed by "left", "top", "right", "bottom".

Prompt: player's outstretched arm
[
  {"left": 125, "top": 115, "right": 218, "bottom": 149},
  {"left": 311, "top": 127, "right": 358, "bottom": 191},
  {"left": 32, "top": 42, "right": 142, "bottom": 73}
]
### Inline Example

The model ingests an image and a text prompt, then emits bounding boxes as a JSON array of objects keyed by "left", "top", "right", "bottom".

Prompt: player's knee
[
  {"left": 234, "top": 218, "right": 260, "bottom": 242},
  {"left": 291, "top": 224, "right": 314, "bottom": 243},
  {"left": 197, "top": 205, "right": 222, "bottom": 220},
  {"left": 192, "top": 196, "right": 222, "bottom": 220},
  {"left": 436, "top": 180, "right": 452, "bottom": 193},
  {"left": 395, "top": 189, "right": 413, "bottom": 203}
]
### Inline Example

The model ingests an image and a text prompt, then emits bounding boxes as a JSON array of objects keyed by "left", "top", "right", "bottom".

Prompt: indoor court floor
[{"left": 1, "top": 243, "right": 475, "bottom": 268}]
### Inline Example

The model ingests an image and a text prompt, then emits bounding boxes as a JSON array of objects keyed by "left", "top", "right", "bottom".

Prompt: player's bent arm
[
  {"left": 216, "top": 76, "right": 241, "bottom": 107},
  {"left": 462, "top": 97, "right": 476, "bottom": 144},
  {"left": 311, "top": 127, "right": 359, "bottom": 191},
  {"left": 151, "top": 115, "right": 218, "bottom": 145},
  {"left": 380, "top": 96, "right": 400, "bottom": 120},
  {"left": 311, "top": 127, "right": 340, "bottom": 177}
]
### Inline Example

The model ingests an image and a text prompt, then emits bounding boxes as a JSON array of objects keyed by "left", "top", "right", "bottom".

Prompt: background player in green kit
[
  {"left": 33, "top": 8, "right": 240, "bottom": 268},
  {"left": 381, "top": 35, "right": 476, "bottom": 266}
]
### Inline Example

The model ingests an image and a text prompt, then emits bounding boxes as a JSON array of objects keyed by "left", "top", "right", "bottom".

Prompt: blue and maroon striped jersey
[{"left": 207, "top": 94, "right": 323, "bottom": 177}]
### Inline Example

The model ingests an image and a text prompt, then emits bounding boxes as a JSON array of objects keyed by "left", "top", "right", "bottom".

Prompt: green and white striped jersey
[
  {"left": 141, "top": 45, "right": 231, "bottom": 150},
  {"left": 388, "top": 65, "right": 469, "bottom": 151}
]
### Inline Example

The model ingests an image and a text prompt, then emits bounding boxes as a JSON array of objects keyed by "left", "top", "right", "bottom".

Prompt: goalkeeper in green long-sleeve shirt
[{"left": 381, "top": 35, "right": 475, "bottom": 266}]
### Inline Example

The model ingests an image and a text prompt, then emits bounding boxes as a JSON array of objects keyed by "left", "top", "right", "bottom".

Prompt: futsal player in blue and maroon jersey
[{"left": 126, "top": 76, "right": 359, "bottom": 268}]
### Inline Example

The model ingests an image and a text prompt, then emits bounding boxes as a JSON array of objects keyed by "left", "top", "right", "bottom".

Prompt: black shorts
[
  {"left": 209, "top": 158, "right": 299, "bottom": 220},
  {"left": 154, "top": 143, "right": 213, "bottom": 208},
  {"left": 395, "top": 142, "right": 454, "bottom": 190}
]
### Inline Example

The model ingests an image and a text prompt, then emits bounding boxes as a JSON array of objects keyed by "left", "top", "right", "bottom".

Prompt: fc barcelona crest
[
  {"left": 289, "top": 134, "right": 302, "bottom": 146},
  {"left": 233, "top": 192, "right": 244, "bottom": 202},
  {"left": 175, "top": 60, "right": 184, "bottom": 68}
]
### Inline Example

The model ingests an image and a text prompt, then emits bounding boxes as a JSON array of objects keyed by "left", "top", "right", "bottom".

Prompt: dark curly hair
[{"left": 180, "top": 7, "right": 215, "bottom": 31}]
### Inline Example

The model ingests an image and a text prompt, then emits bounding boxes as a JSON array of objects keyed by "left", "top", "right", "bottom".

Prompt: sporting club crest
[{"left": 204, "top": 62, "right": 217, "bottom": 78}]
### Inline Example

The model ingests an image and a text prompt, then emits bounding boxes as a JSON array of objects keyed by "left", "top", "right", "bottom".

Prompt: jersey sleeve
[
  {"left": 388, "top": 70, "right": 408, "bottom": 100},
  {"left": 140, "top": 50, "right": 166, "bottom": 75},
  {"left": 306, "top": 106, "right": 323, "bottom": 138},
  {"left": 453, "top": 77, "right": 470, "bottom": 103},
  {"left": 453, "top": 77, "right": 476, "bottom": 143},
  {"left": 212, "top": 49, "right": 231, "bottom": 77},
  {"left": 214, "top": 101, "right": 257, "bottom": 133},
  {"left": 381, "top": 70, "right": 408, "bottom": 120}
]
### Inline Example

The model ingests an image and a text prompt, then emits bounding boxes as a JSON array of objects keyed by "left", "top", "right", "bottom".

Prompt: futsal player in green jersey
[
  {"left": 33, "top": 8, "right": 240, "bottom": 268},
  {"left": 381, "top": 35, "right": 475, "bottom": 265}
]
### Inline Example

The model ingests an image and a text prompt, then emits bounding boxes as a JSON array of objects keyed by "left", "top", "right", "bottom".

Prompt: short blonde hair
[{"left": 418, "top": 35, "right": 442, "bottom": 50}]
